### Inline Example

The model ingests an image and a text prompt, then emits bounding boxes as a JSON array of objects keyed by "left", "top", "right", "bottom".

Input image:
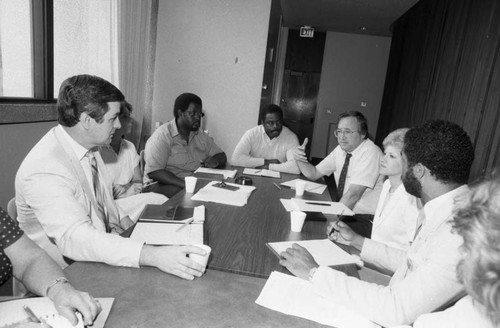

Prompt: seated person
[
  {"left": 144, "top": 93, "right": 227, "bottom": 197},
  {"left": 231, "top": 104, "right": 300, "bottom": 174},
  {"left": 0, "top": 208, "right": 100, "bottom": 326},
  {"left": 99, "top": 102, "right": 167, "bottom": 222},
  {"left": 16, "top": 74, "right": 206, "bottom": 280},
  {"left": 407, "top": 175, "right": 500, "bottom": 327},
  {"left": 280, "top": 120, "right": 475, "bottom": 327},
  {"left": 294, "top": 111, "right": 384, "bottom": 238}
]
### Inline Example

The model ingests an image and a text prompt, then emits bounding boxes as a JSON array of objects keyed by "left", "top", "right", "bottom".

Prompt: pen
[
  {"left": 176, "top": 218, "right": 194, "bottom": 231},
  {"left": 328, "top": 210, "right": 345, "bottom": 237},
  {"left": 23, "top": 305, "right": 41, "bottom": 323},
  {"left": 305, "top": 201, "right": 330, "bottom": 206},
  {"left": 273, "top": 182, "right": 281, "bottom": 190}
]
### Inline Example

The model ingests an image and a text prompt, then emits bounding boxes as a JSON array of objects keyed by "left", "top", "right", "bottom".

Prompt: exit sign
[{"left": 300, "top": 26, "right": 314, "bottom": 38}]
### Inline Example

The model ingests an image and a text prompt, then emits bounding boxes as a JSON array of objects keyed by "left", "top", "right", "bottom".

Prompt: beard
[{"left": 403, "top": 168, "right": 422, "bottom": 198}]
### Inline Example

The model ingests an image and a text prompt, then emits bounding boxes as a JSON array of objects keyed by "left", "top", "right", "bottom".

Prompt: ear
[
  {"left": 177, "top": 109, "right": 184, "bottom": 118},
  {"left": 413, "top": 163, "right": 426, "bottom": 180},
  {"left": 80, "top": 112, "right": 92, "bottom": 130}
]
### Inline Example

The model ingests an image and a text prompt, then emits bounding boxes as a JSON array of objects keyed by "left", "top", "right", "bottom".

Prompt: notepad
[
  {"left": 194, "top": 167, "right": 237, "bottom": 179},
  {"left": 280, "top": 178, "right": 327, "bottom": 194},
  {"left": 266, "top": 239, "right": 359, "bottom": 266},
  {"left": 243, "top": 168, "right": 281, "bottom": 179},
  {"left": 191, "top": 181, "right": 256, "bottom": 206},
  {"left": 138, "top": 205, "right": 196, "bottom": 223},
  {"left": 256, "top": 271, "right": 379, "bottom": 328}
]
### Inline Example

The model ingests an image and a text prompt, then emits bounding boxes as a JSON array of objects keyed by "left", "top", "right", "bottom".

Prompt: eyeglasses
[
  {"left": 184, "top": 111, "right": 204, "bottom": 118},
  {"left": 263, "top": 119, "right": 283, "bottom": 127},
  {"left": 334, "top": 129, "right": 359, "bottom": 138}
]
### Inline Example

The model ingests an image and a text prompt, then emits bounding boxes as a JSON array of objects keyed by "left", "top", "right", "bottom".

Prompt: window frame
[{"left": 0, "top": 0, "right": 57, "bottom": 124}]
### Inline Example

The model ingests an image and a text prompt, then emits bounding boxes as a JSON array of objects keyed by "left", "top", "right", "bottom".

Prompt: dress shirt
[
  {"left": 310, "top": 185, "right": 469, "bottom": 327},
  {"left": 100, "top": 139, "right": 167, "bottom": 221},
  {"left": 15, "top": 125, "right": 144, "bottom": 268},
  {"left": 144, "top": 119, "right": 224, "bottom": 180},
  {"left": 371, "top": 181, "right": 421, "bottom": 250},
  {"left": 315, "top": 139, "right": 384, "bottom": 214},
  {"left": 231, "top": 125, "right": 300, "bottom": 174}
]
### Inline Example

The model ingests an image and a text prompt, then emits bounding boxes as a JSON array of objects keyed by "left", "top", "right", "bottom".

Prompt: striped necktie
[
  {"left": 337, "top": 153, "right": 352, "bottom": 200},
  {"left": 86, "top": 151, "right": 111, "bottom": 232}
]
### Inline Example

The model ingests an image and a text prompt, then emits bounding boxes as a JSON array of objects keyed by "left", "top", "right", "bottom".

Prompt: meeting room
[{"left": 1, "top": 0, "right": 499, "bottom": 327}]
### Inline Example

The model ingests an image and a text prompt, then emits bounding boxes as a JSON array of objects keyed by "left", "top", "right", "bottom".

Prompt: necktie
[
  {"left": 86, "top": 151, "right": 111, "bottom": 233},
  {"left": 337, "top": 153, "right": 352, "bottom": 200}
]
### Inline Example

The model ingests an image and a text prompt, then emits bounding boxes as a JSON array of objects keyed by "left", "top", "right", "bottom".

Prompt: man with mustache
[
  {"left": 144, "top": 93, "right": 227, "bottom": 197},
  {"left": 231, "top": 104, "right": 300, "bottom": 173},
  {"left": 16, "top": 75, "right": 207, "bottom": 280},
  {"left": 280, "top": 120, "right": 474, "bottom": 327}
]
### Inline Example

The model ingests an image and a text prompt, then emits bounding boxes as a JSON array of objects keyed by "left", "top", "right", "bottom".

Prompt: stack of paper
[
  {"left": 194, "top": 167, "right": 237, "bottom": 179},
  {"left": 243, "top": 168, "right": 281, "bottom": 178},
  {"left": 191, "top": 181, "right": 256, "bottom": 206},
  {"left": 280, "top": 178, "right": 327, "bottom": 194},
  {"left": 256, "top": 271, "right": 379, "bottom": 328},
  {"left": 279, "top": 198, "right": 355, "bottom": 216},
  {"left": 266, "top": 239, "right": 359, "bottom": 266}
]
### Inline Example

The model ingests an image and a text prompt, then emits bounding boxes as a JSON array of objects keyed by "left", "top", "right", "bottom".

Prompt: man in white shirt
[
  {"left": 294, "top": 111, "right": 383, "bottom": 237},
  {"left": 231, "top": 104, "right": 300, "bottom": 174},
  {"left": 16, "top": 75, "right": 206, "bottom": 280},
  {"left": 280, "top": 120, "right": 475, "bottom": 327}
]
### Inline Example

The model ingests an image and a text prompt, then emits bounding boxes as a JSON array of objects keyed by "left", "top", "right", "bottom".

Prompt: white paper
[
  {"left": 194, "top": 167, "right": 237, "bottom": 179},
  {"left": 290, "top": 198, "right": 355, "bottom": 216},
  {"left": 0, "top": 297, "right": 114, "bottom": 328},
  {"left": 280, "top": 178, "right": 327, "bottom": 194},
  {"left": 190, "top": 181, "right": 256, "bottom": 206},
  {"left": 267, "top": 239, "right": 359, "bottom": 266},
  {"left": 256, "top": 271, "right": 379, "bottom": 328},
  {"left": 130, "top": 221, "right": 203, "bottom": 245},
  {"left": 280, "top": 199, "right": 297, "bottom": 212},
  {"left": 243, "top": 168, "right": 281, "bottom": 178}
]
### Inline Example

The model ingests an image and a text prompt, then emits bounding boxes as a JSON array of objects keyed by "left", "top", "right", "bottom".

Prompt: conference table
[{"left": 64, "top": 168, "right": 359, "bottom": 327}]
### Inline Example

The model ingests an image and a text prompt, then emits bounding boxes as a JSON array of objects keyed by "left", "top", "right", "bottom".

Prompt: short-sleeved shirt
[
  {"left": 315, "top": 139, "right": 383, "bottom": 214},
  {"left": 144, "top": 119, "right": 224, "bottom": 180},
  {"left": 0, "top": 207, "right": 23, "bottom": 286}
]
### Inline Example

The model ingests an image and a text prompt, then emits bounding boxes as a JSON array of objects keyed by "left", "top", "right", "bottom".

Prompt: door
[{"left": 280, "top": 29, "right": 325, "bottom": 158}]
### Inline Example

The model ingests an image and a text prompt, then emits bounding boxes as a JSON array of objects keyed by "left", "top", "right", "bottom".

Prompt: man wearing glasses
[
  {"left": 144, "top": 93, "right": 227, "bottom": 197},
  {"left": 294, "top": 111, "right": 383, "bottom": 237},
  {"left": 231, "top": 104, "right": 300, "bottom": 173}
]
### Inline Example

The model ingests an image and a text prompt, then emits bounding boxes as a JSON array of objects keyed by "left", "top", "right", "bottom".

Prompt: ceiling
[{"left": 280, "top": 0, "right": 420, "bottom": 36}]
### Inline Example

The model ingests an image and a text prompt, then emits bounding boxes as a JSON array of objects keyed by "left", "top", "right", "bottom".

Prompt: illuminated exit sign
[{"left": 300, "top": 26, "right": 314, "bottom": 38}]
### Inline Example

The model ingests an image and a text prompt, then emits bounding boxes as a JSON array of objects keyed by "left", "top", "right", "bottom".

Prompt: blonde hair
[{"left": 382, "top": 127, "right": 409, "bottom": 151}]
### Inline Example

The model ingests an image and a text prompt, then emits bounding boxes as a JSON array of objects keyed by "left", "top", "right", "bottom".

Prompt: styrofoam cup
[
  {"left": 185, "top": 176, "right": 197, "bottom": 193},
  {"left": 295, "top": 180, "right": 307, "bottom": 196},
  {"left": 189, "top": 244, "right": 211, "bottom": 271},
  {"left": 290, "top": 211, "right": 307, "bottom": 232}
]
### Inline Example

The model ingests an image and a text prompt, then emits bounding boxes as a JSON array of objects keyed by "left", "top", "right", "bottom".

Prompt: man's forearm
[
  {"left": 148, "top": 169, "right": 184, "bottom": 187},
  {"left": 296, "top": 161, "right": 322, "bottom": 180}
]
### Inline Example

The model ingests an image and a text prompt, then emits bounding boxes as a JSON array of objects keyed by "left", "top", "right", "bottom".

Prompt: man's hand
[
  {"left": 279, "top": 243, "right": 319, "bottom": 280},
  {"left": 292, "top": 138, "right": 309, "bottom": 163},
  {"left": 203, "top": 156, "right": 219, "bottom": 168},
  {"left": 328, "top": 220, "right": 364, "bottom": 250},
  {"left": 48, "top": 283, "right": 102, "bottom": 326},
  {"left": 140, "top": 245, "right": 207, "bottom": 280}
]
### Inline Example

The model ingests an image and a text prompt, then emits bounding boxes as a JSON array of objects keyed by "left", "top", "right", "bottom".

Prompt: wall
[
  {"left": 311, "top": 32, "right": 391, "bottom": 158},
  {"left": 376, "top": 0, "right": 500, "bottom": 180},
  {"left": 0, "top": 121, "right": 56, "bottom": 208},
  {"left": 152, "top": 0, "right": 271, "bottom": 160}
]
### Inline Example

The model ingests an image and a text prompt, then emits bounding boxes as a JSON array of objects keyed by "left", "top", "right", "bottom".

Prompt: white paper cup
[
  {"left": 189, "top": 244, "right": 211, "bottom": 270},
  {"left": 185, "top": 176, "right": 197, "bottom": 193},
  {"left": 290, "top": 211, "right": 307, "bottom": 232},
  {"left": 295, "top": 180, "right": 307, "bottom": 196}
]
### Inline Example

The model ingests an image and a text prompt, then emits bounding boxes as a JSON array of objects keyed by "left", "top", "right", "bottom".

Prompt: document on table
[
  {"left": 194, "top": 167, "right": 237, "bottom": 179},
  {"left": 286, "top": 198, "right": 355, "bottom": 216},
  {"left": 0, "top": 297, "right": 114, "bottom": 328},
  {"left": 191, "top": 181, "right": 256, "bottom": 206},
  {"left": 280, "top": 178, "right": 327, "bottom": 194},
  {"left": 256, "top": 271, "right": 380, "bottom": 328},
  {"left": 266, "top": 239, "right": 360, "bottom": 266},
  {"left": 242, "top": 168, "right": 281, "bottom": 179}
]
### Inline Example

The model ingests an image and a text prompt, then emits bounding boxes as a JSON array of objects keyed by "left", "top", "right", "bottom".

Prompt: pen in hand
[{"left": 328, "top": 210, "right": 345, "bottom": 238}]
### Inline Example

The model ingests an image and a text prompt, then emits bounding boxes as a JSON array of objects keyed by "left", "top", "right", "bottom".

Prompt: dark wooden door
[{"left": 280, "top": 29, "right": 325, "bottom": 157}]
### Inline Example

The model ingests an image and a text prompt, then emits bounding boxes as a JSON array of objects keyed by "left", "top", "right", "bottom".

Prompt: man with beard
[
  {"left": 279, "top": 120, "right": 474, "bottom": 327},
  {"left": 144, "top": 93, "right": 227, "bottom": 197},
  {"left": 231, "top": 104, "right": 300, "bottom": 173},
  {"left": 16, "top": 75, "right": 207, "bottom": 280}
]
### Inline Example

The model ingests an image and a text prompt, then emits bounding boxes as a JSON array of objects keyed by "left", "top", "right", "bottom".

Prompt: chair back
[{"left": 7, "top": 197, "right": 17, "bottom": 222}]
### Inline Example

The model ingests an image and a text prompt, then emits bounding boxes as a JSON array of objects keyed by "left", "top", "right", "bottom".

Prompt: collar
[
  {"left": 422, "top": 184, "right": 469, "bottom": 231},
  {"left": 344, "top": 138, "right": 369, "bottom": 156},
  {"left": 169, "top": 119, "right": 199, "bottom": 139},
  {"left": 56, "top": 125, "right": 91, "bottom": 161}
]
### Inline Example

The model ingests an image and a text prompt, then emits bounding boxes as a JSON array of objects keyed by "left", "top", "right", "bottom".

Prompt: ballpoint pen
[
  {"left": 23, "top": 305, "right": 53, "bottom": 327},
  {"left": 273, "top": 182, "right": 281, "bottom": 190},
  {"left": 328, "top": 209, "right": 345, "bottom": 237},
  {"left": 176, "top": 218, "right": 194, "bottom": 232},
  {"left": 305, "top": 201, "right": 330, "bottom": 206}
]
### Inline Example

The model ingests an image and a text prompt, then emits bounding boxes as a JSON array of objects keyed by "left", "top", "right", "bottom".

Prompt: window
[{"left": 0, "top": 0, "right": 116, "bottom": 111}]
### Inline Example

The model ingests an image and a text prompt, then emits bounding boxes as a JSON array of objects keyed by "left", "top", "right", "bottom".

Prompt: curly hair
[
  {"left": 453, "top": 176, "right": 500, "bottom": 323},
  {"left": 173, "top": 93, "right": 202, "bottom": 119},
  {"left": 403, "top": 120, "right": 474, "bottom": 184},
  {"left": 57, "top": 75, "right": 125, "bottom": 127},
  {"left": 260, "top": 104, "right": 283, "bottom": 122}
]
